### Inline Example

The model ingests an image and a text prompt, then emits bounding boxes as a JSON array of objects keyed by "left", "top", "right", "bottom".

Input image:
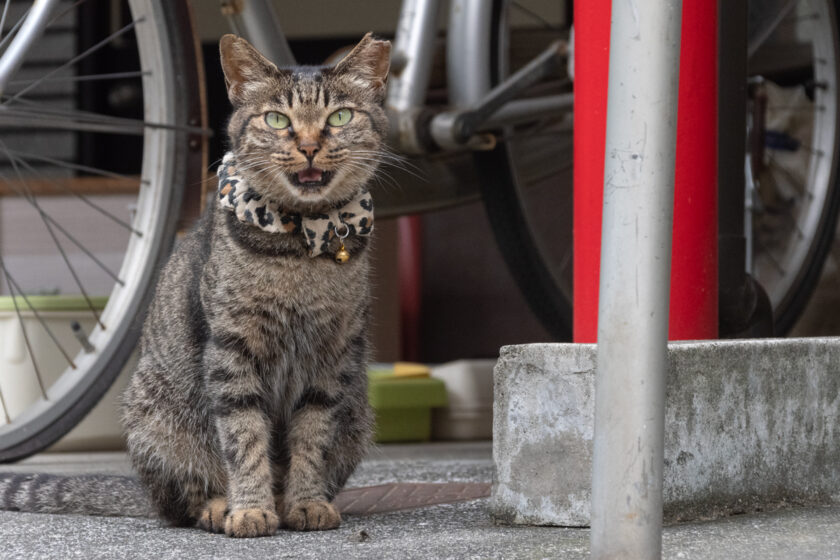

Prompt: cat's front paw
[
  {"left": 224, "top": 507, "right": 280, "bottom": 538},
  {"left": 197, "top": 497, "right": 228, "bottom": 533},
  {"left": 284, "top": 500, "right": 341, "bottom": 531}
]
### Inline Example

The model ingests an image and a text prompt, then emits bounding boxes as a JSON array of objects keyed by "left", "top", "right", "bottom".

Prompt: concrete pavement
[{"left": 0, "top": 442, "right": 839, "bottom": 559}]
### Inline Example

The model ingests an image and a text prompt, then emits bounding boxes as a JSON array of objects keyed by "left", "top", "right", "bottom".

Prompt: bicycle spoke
[
  {"left": 0, "top": 257, "right": 76, "bottom": 370},
  {"left": 1, "top": 93, "right": 212, "bottom": 137},
  {"left": 5, "top": 17, "right": 144, "bottom": 104},
  {"left": 9, "top": 152, "right": 142, "bottom": 236},
  {"left": 0, "top": 167, "right": 125, "bottom": 286},
  {"left": 2, "top": 144, "right": 106, "bottom": 328},
  {"left": 0, "top": 113, "right": 145, "bottom": 135},
  {"left": 0, "top": 0, "right": 11, "bottom": 44},
  {"left": 765, "top": 153, "right": 812, "bottom": 195},
  {"left": 8, "top": 70, "right": 149, "bottom": 86},
  {"left": 0, "top": 6, "right": 28, "bottom": 53},
  {"left": 40, "top": 0, "right": 89, "bottom": 34},
  {"left": 766, "top": 104, "right": 824, "bottom": 112},
  {"left": 776, "top": 12, "right": 819, "bottom": 26},
  {"left": 0, "top": 103, "right": 210, "bottom": 136},
  {"left": 748, "top": 1, "right": 802, "bottom": 57},
  {"left": 1, "top": 0, "right": 91, "bottom": 53},
  {"left": 754, "top": 237, "right": 787, "bottom": 275},
  {"left": 511, "top": 1, "right": 562, "bottom": 31},
  {"left": 790, "top": 143, "right": 825, "bottom": 156},
  {"left": 1, "top": 265, "right": 48, "bottom": 399},
  {"left": 5, "top": 148, "right": 148, "bottom": 184},
  {"left": 0, "top": 383, "right": 11, "bottom": 424}
]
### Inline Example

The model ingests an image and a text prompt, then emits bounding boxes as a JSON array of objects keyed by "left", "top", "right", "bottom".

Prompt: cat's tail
[{"left": 0, "top": 472, "right": 155, "bottom": 517}]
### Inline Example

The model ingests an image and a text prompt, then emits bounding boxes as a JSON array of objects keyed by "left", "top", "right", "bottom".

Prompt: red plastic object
[
  {"left": 398, "top": 215, "right": 423, "bottom": 361},
  {"left": 573, "top": 0, "right": 718, "bottom": 342}
]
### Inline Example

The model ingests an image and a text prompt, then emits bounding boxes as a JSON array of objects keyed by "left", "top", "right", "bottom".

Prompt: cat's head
[{"left": 219, "top": 33, "right": 390, "bottom": 212}]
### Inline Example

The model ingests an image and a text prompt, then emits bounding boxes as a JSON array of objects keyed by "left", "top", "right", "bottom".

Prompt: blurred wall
[{"left": 193, "top": 1, "right": 566, "bottom": 41}]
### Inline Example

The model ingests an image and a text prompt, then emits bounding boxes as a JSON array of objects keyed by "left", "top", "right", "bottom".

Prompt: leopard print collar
[{"left": 217, "top": 152, "right": 374, "bottom": 258}]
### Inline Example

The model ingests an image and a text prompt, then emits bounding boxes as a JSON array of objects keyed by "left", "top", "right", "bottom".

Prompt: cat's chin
[
  {"left": 289, "top": 189, "right": 331, "bottom": 206},
  {"left": 282, "top": 182, "right": 356, "bottom": 212}
]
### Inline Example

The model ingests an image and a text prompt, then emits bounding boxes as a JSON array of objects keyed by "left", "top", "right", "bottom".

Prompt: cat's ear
[
  {"left": 334, "top": 32, "right": 391, "bottom": 93},
  {"left": 219, "top": 34, "right": 279, "bottom": 105}
]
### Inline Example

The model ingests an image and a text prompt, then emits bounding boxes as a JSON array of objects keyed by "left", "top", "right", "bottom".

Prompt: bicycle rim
[
  {"left": 0, "top": 0, "right": 204, "bottom": 462},
  {"left": 749, "top": 0, "right": 840, "bottom": 333}
]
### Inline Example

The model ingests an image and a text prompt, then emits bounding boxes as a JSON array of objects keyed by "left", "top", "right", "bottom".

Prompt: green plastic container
[
  {"left": 367, "top": 370, "right": 448, "bottom": 442},
  {"left": 0, "top": 295, "right": 108, "bottom": 312}
]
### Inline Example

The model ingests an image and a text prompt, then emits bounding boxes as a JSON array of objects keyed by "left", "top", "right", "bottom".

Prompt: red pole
[
  {"left": 572, "top": 0, "right": 611, "bottom": 342},
  {"left": 398, "top": 215, "right": 423, "bottom": 361},
  {"left": 573, "top": 0, "right": 718, "bottom": 342}
]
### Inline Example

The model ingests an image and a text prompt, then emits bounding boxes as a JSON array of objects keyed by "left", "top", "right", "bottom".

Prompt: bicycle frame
[
  {"left": 223, "top": 0, "right": 571, "bottom": 156},
  {"left": 0, "top": 0, "right": 60, "bottom": 96}
]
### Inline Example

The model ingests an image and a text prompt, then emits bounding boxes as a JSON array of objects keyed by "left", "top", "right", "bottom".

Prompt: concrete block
[{"left": 491, "top": 339, "right": 840, "bottom": 526}]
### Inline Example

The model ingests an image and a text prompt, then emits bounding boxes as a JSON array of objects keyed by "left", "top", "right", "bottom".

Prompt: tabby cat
[{"left": 120, "top": 33, "right": 390, "bottom": 537}]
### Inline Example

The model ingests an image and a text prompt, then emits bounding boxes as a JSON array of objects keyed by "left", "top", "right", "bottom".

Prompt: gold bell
[{"left": 335, "top": 242, "right": 350, "bottom": 263}]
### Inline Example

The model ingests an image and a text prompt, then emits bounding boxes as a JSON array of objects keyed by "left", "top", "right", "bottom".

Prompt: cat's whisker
[
  {"left": 351, "top": 149, "right": 417, "bottom": 167},
  {"left": 353, "top": 154, "right": 423, "bottom": 176},
  {"left": 337, "top": 160, "right": 401, "bottom": 192},
  {"left": 341, "top": 157, "right": 377, "bottom": 169},
  {"left": 340, "top": 163, "right": 379, "bottom": 182},
  {"left": 241, "top": 159, "right": 283, "bottom": 181},
  {"left": 207, "top": 157, "right": 225, "bottom": 172},
  {"left": 333, "top": 163, "right": 375, "bottom": 185},
  {"left": 353, "top": 148, "right": 423, "bottom": 173},
  {"left": 231, "top": 156, "right": 273, "bottom": 170},
  {"left": 227, "top": 159, "right": 270, "bottom": 176},
  {"left": 349, "top": 155, "right": 428, "bottom": 184},
  {"left": 268, "top": 167, "right": 289, "bottom": 190}
]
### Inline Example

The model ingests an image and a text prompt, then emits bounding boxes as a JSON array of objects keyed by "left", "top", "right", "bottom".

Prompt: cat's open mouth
[{"left": 290, "top": 167, "right": 333, "bottom": 189}]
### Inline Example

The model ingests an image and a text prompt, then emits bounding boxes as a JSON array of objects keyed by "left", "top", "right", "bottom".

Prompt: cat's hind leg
[
  {"left": 197, "top": 496, "right": 228, "bottom": 533},
  {"left": 126, "top": 417, "right": 226, "bottom": 530},
  {"left": 134, "top": 460, "right": 211, "bottom": 528}
]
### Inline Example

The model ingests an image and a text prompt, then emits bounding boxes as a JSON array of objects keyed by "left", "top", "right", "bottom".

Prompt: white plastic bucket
[{"left": 431, "top": 360, "right": 495, "bottom": 440}]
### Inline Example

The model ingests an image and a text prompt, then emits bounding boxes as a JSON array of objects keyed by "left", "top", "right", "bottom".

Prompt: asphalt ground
[{"left": 1, "top": 442, "right": 839, "bottom": 559}]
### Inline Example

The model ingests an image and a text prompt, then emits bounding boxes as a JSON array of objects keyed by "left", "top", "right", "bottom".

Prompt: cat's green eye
[
  {"left": 265, "top": 111, "right": 290, "bottom": 130},
  {"left": 327, "top": 108, "right": 353, "bottom": 127}
]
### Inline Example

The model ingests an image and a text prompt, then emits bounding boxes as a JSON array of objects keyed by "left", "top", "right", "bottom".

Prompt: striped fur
[
  {"left": 120, "top": 34, "right": 389, "bottom": 537},
  {"left": 0, "top": 473, "right": 153, "bottom": 517}
]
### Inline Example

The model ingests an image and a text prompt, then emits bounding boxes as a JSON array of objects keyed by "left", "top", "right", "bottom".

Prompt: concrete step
[{"left": 491, "top": 339, "right": 840, "bottom": 525}]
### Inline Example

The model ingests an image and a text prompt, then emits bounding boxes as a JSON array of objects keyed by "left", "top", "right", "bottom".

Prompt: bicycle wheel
[
  {"left": 477, "top": 0, "right": 840, "bottom": 339},
  {"left": 748, "top": 0, "right": 840, "bottom": 334},
  {"left": 0, "top": 0, "right": 206, "bottom": 462}
]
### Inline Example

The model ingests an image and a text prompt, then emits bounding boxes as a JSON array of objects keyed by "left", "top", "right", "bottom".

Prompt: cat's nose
[{"left": 298, "top": 141, "right": 320, "bottom": 160}]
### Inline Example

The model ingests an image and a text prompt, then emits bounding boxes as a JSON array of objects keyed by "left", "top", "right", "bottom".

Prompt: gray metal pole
[
  {"left": 223, "top": 0, "right": 296, "bottom": 66},
  {"left": 590, "top": 1, "right": 682, "bottom": 558}
]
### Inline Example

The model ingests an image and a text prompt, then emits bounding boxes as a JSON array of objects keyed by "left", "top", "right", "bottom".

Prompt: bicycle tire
[{"left": 0, "top": 0, "right": 206, "bottom": 462}]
